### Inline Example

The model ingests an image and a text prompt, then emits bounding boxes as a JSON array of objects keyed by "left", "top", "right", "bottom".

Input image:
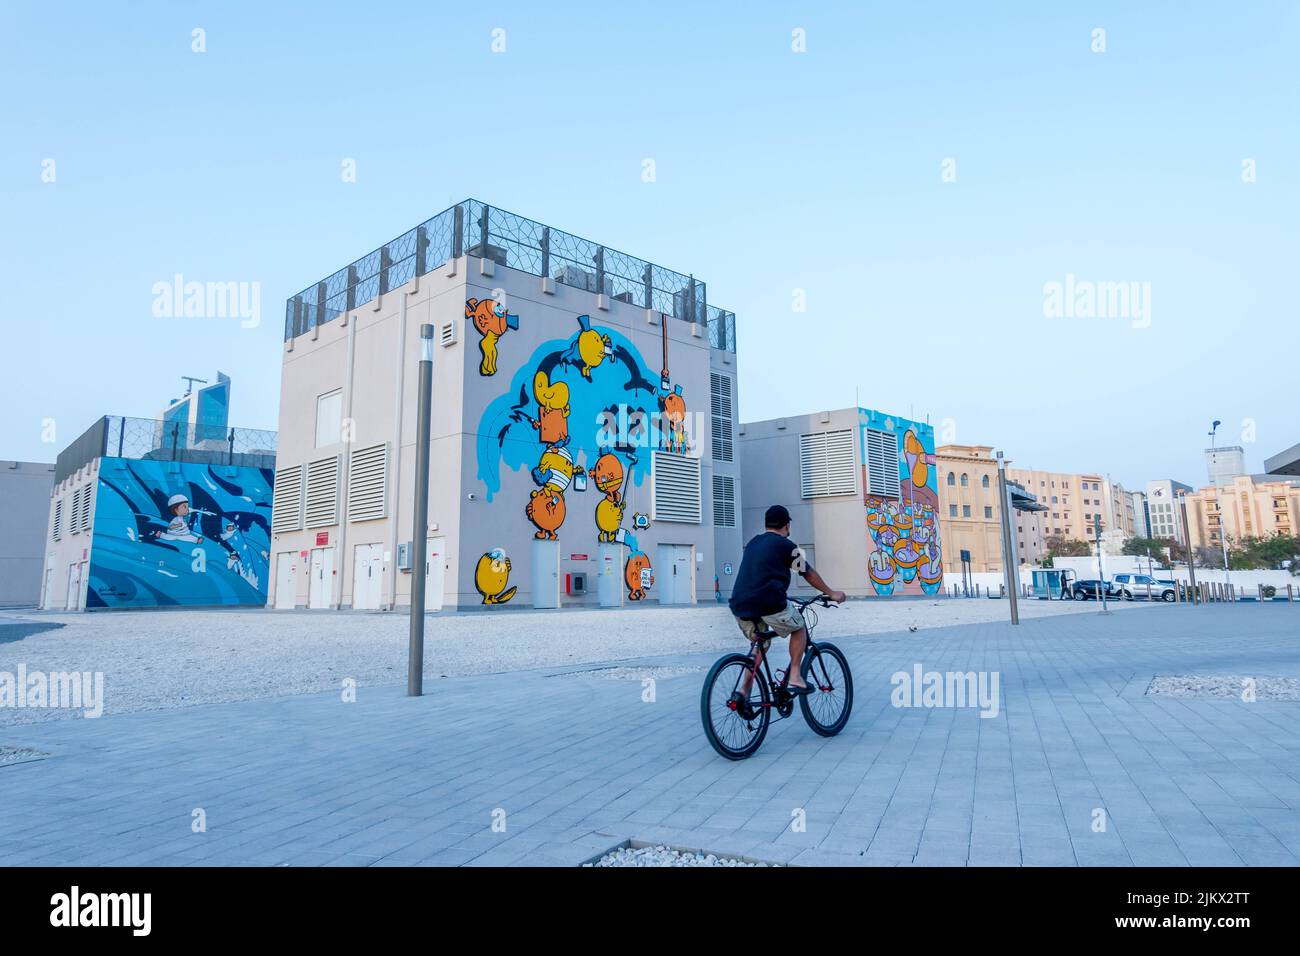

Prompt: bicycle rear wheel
[
  {"left": 799, "top": 641, "right": 853, "bottom": 737},
  {"left": 701, "top": 653, "right": 770, "bottom": 760}
]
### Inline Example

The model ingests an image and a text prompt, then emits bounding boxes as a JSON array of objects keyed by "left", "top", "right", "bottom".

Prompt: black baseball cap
[{"left": 765, "top": 504, "right": 791, "bottom": 528}]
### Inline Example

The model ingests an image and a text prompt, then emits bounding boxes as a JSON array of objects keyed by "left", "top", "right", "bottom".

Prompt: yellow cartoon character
[
  {"left": 589, "top": 452, "right": 623, "bottom": 500},
  {"left": 595, "top": 496, "right": 625, "bottom": 543},
  {"left": 474, "top": 548, "right": 517, "bottom": 605},
  {"left": 571, "top": 315, "right": 612, "bottom": 379},
  {"left": 531, "top": 370, "right": 570, "bottom": 445},
  {"left": 465, "top": 297, "right": 519, "bottom": 376},
  {"left": 531, "top": 445, "right": 581, "bottom": 495}
]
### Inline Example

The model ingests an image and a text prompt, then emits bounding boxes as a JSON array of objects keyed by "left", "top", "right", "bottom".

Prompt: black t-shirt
[{"left": 729, "top": 532, "right": 806, "bottom": 618}]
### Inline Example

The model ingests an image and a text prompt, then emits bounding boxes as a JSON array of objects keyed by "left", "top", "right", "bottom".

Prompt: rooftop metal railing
[
  {"left": 55, "top": 416, "right": 278, "bottom": 484},
  {"left": 284, "top": 198, "right": 736, "bottom": 352}
]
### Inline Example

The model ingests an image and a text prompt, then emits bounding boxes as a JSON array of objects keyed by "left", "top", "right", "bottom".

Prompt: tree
[
  {"left": 1121, "top": 536, "right": 1175, "bottom": 559},
  {"left": 1044, "top": 535, "right": 1092, "bottom": 558},
  {"left": 1226, "top": 535, "right": 1300, "bottom": 572}
]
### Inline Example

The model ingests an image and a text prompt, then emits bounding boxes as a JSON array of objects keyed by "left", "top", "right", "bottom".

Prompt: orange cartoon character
[
  {"left": 658, "top": 385, "right": 689, "bottom": 454},
  {"left": 589, "top": 452, "right": 624, "bottom": 501},
  {"left": 625, "top": 551, "right": 653, "bottom": 600},
  {"left": 526, "top": 488, "right": 566, "bottom": 540},
  {"left": 465, "top": 297, "right": 519, "bottom": 376}
]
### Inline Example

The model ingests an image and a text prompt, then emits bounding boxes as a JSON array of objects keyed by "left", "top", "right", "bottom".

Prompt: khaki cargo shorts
[{"left": 735, "top": 602, "right": 806, "bottom": 642}]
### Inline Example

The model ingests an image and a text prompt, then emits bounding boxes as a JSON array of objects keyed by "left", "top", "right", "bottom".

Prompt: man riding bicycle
[{"left": 729, "top": 505, "right": 846, "bottom": 694}]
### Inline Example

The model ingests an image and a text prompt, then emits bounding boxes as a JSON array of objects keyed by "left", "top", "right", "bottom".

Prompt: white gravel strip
[
  {"left": 1147, "top": 674, "right": 1300, "bottom": 701},
  {"left": 554, "top": 665, "right": 702, "bottom": 681},
  {"left": 586, "top": 845, "right": 773, "bottom": 867},
  {"left": 0, "top": 596, "right": 1145, "bottom": 725}
]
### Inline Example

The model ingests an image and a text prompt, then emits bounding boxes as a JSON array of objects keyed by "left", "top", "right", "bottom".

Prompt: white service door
[
  {"left": 42, "top": 566, "right": 54, "bottom": 610},
  {"left": 656, "top": 545, "right": 695, "bottom": 605},
  {"left": 353, "top": 544, "right": 383, "bottom": 610},
  {"left": 309, "top": 547, "right": 335, "bottom": 609},
  {"left": 424, "top": 536, "right": 445, "bottom": 611},
  {"left": 63, "top": 565, "right": 76, "bottom": 611},
  {"left": 274, "top": 552, "right": 297, "bottom": 609}
]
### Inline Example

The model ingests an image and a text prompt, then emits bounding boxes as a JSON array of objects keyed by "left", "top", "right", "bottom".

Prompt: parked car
[
  {"left": 1112, "top": 573, "right": 1178, "bottom": 602},
  {"left": 1069, "top": 579, "right": 1116, "bottom": 600}
]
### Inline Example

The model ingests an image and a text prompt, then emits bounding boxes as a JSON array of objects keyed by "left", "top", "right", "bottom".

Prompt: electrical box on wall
[
  {"left": 397, "top": 542, "right": 412, "bottom": 571},
  {"left": 566, "top": 572, "right": 587, "bottom": 595}
]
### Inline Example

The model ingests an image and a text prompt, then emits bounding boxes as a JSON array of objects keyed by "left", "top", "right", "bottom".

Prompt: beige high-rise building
[
  {"left": 1003, "top": 466, "right": 1139, "bottom": 564},
  {"left": 935, "top": 445, "right": 1004, "bottom": 573},
  {"left": 1184, "top": 476, "right": 1300, "bottom": 552}
]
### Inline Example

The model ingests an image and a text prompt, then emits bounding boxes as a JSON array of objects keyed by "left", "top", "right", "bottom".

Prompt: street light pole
[
  {"left": 1178, "top": 492, "right": 1198, "bottom": 605},
  {"left": 995, "top": 451, "right": 1019, "bottom": 625},
  {"left": 407, "top": 323, "right": 435, "bottom": 697}
]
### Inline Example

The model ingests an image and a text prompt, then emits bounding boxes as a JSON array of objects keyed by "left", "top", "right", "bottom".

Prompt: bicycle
[{"left": 700, "top": 594, "right": 853, "bottom": 760}]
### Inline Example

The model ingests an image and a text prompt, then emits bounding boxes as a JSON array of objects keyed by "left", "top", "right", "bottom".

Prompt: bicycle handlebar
[{"left": 795, "top": 594, "right": 839, "bottom": 609}]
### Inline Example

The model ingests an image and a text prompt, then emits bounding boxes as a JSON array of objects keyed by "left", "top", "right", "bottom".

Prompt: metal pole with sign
[
  {"left": 407, "top": 324, "right": 435, "bottom": 697},
  {"left": 1178, "top": 492, "right": 1198, "bottom": 605},
  {"left": 1094, "top": 513, "right": 1110, "bottom": 615}
]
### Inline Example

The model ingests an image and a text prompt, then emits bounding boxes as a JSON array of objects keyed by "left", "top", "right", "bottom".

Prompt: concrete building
[
  {"left": 935, "top": 444, "right": 1048, "bottom": 572},
  {"left": 0, "top": 460, "right": 57, "bottom": 606},
  {"left": 1263, "top": 442, "right": 1300, "bottom": 477},
  {"left": 1130, "top": 490, "right": 1150, "bottom": 538},
  {"left": 1005, "top": 467, "right": 1112, "bottom": 545},
  {"left": 1184, "top": 475, "right": 1300, "bottom": 553},
  {"left": 1205, "top": 445, "right": 1247, "bottom": 487},
  {"left": 1146, "top": 478, "right": 1193, "bottom": 542},
  {"left": 739, "top": 407, "right": 942, "bottom": 597},
  {"left": 41, "top": 408, "right": 276, "bottom": 611},
  {"left": 272, "top": 199, "right": 740, "bottom": 611}
]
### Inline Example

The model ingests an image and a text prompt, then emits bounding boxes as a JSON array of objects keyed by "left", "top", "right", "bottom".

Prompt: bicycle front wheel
[
  {"left": 701, "top": 653, "right": 770, "bottom": 760},
  {"left": 799, "top": 641, "right": 853, "bottom": 737}
]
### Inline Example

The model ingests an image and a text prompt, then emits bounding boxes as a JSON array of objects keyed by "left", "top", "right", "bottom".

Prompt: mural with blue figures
[
  {"left": 475, "top": 311, "right": 690, "bottom": 601},
  {"left": 87, "top": 458, "right": 273, "bottom": 608},
  {"left": 859, "top": 410, "right": 943, "bottom": 597}
]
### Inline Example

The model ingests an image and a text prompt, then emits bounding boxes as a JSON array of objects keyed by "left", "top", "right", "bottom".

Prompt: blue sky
[{"left": 2, "top": 1, "right": 1296, "bottom": 489}]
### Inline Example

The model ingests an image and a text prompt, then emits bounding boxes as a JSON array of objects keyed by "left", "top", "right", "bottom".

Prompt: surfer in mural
[
  {"left": 220, "top": 520, "right": 262, "bottom": 590},
  {"left": 154, "top": 493, "right": 205, "bottom": 544}
]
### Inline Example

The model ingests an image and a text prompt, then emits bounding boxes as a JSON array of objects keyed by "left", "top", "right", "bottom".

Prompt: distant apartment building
[
  {"left": 935, "top": 444, "right": 1046, "bottom": 572},
  {"left": 739, "top": 408, "right": 942, "bottom": 597},
  {"left": 1205, "top": 445, "right": 1247, "bottom": 486},
  {"left": 273, "top": 199, "right": 741, "bottom": 611},
  {"left": 1184, "top": 475, "right": 1300, "bottom": 553},
  {"left": 1146, "top": 478, "right": 1192, "bottom": 542},
  {"left": 0, "top": 461, "right": 56, "bottom": 606},
  {"left": 1006, "top": 467, "right": 1110, "bottom": 542}
]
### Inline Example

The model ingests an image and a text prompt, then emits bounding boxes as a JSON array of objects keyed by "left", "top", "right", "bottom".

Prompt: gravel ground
[
  {"left": 585, "top": 844, "right": 773, "bottom": 867},
  {"left": 0, "top": 597, "right": 1145, "bottom": 725},
  {"left": 554, "top": 665, "right": 702, "bottom": 681},
  {"left": 1147, "top": 674, "right": 1300, "bottom": 701}
]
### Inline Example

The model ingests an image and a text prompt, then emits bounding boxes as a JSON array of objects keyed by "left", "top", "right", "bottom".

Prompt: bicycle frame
[{"left": 731, "top": 597, "right": 834, "bottom": 718}]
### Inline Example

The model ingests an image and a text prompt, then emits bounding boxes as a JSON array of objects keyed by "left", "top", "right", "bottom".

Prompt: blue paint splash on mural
[{"left": 475, "top": 324, "right": 667, "bottom": 503}]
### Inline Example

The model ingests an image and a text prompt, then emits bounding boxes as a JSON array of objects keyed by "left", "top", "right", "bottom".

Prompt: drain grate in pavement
[
  {"left": 0, "top": 745, "right": 51, "bottom": 767},
  {"left": 551, "top": 665, "right": 702, "bottom": 681},
  {"left": 582, "top": 840, "right": 780, "bottom": 867},
  {"left": 1147, "top": 674, "right": 1300, "bottom": 701}
]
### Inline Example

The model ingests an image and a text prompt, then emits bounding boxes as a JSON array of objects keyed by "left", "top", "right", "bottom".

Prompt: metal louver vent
[
  {"left": 305, "top": 456, "right": 340, "bottom": 529},
  {"left": 52, "top": 498, "right": 64, "bottom": 540},
  {"left": 712, "top": 474, "right": 736, "bottom": 528},
  {"left": 799, "top": 430, "right": 856, "bottom": 498},
  {"left": 652, "top": 451, "right": 702, "bottom": 523},
  {"left": 271, "top": 464, "right": 304, "bottom": 533},
  {"left": 710, "top": 372, "right": 734, "bottom": 463},
  {"left": 863, "top": 428, "right": 902, "bottom": 498},
  {"left": 69, "top": 487, "right": 82, "bottom": 535},
  {"left": 80, "top": 485, "right": 93, "bottom": 532},
  {"left": 348, "top": 443, "right": 388, "bottom": 522}
]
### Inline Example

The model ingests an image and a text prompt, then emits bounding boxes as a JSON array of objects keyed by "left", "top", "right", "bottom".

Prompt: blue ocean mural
[{"left": 87, "top": 458, "right": 273, "bottom": 608}]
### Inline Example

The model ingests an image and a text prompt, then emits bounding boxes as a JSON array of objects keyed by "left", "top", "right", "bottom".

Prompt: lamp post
[
  {"left": 995, "top": 452, "right": 1019, "bottom": 625},
  {"left": 407, "top": 324, "right": 435, "bottom": 697},
  {"left": 1178, "top": 492, "right": 1198, "bottom": 605}
]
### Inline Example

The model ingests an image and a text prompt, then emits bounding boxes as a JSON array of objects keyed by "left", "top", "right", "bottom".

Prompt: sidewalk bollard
[
  {"left": 1289, "top": 584, "right": 1293, "bottom": 603},
  {"left": 1146, "top": 581, "right": 1152, "bottom": 602},
  {"left": 1258, "top": 584, "right": 1264, "bottom": 603}
]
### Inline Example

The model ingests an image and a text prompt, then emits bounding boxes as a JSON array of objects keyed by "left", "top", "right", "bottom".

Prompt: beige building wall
[
  {"left": 1184, "top": 477, "right": 1300, "bottom": 552},
  {"left": 1006, "top": 467, "right": 1111, "bottom": 546},
  {"left": 935, "top": 445, "right": 1003, "bottom": 573}
]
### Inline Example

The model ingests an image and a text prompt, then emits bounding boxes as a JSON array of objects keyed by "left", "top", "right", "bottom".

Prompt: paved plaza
[{"left": 2, "top": 603, "right": 1298, "bottom": 866}]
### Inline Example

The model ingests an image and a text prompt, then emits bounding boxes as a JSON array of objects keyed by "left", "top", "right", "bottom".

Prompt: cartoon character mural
[
  {"left": 474, "top": 549, "right": 517, "bottom": 605},
  {"left": 861, "top": 414, "right": 943, "bottom": 597},
  {"left": 466, "top": 297, "right": 520, "bottom": 376},
  {"left": 475, "top": 311, "right": 699, "bottom": 604},
  {"left": 86, "top": 458, "right": 272, "bottom": 608}
]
